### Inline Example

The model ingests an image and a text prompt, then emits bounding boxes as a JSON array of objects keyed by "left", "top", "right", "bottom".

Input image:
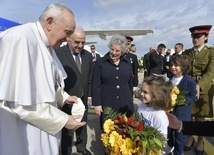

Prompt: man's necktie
[{"left": 74, "top": 53, "right": 81, "bottom": 72}]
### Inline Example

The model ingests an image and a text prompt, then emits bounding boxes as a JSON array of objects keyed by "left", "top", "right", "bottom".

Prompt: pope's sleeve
[{"left": 9, "top": 102, "right": 69, "bottom": 135}]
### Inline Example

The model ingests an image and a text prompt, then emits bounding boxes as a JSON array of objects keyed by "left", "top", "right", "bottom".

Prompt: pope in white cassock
[{"left": 0, "top": 3, "right": 86, "bottom": 155}]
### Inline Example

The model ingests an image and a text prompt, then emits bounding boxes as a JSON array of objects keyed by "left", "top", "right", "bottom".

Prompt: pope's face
[
  {"left": 48, "top": 11, "right": 75, "bottom": 49},
  {"left": 109, "top": 45, "right": 122, "bottom": 62}
]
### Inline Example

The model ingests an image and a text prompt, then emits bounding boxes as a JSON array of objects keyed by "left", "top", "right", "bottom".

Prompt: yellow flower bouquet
[
  {"left": 101, "top": 107, "right": 167, "bottom": 155},
  {"left": 166, "top": 86, "right": 187, "bottom": 112}
]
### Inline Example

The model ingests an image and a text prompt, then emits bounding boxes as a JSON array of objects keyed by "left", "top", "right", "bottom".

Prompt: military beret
[
  {"left": 189, "top": 25, "right": 212, "bottom": 35},
  {"left": 125, "top": 36, "right": 133, "bottom": 42}
]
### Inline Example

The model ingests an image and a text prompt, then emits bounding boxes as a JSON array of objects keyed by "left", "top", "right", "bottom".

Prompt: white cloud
[{"left": 92, "top": 0, "right": 134, "bottom": 8}]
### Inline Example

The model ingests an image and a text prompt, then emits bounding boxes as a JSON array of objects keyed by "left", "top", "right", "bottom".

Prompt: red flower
[
  {"left": 134, "top": 121, "right": 144, "bottom": 132},
  {"left": 127, "top": 117, "right": 135, "bottom": 125}
]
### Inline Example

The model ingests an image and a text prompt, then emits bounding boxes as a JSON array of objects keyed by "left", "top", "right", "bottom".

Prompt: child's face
[
  {"left": 141, "top": 83, "right": 152, "bottom": 104},
  {"left": 170, "top": 64, "right": 183, "bottom": 77}
]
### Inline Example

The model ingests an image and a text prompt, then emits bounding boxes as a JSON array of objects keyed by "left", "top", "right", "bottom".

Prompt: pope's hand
[
  {"left": 65, "top": 96, "right": 78, "bottom": 104},
  {"left": 65, "top": 115, "right": 86, "bottom": 130}
]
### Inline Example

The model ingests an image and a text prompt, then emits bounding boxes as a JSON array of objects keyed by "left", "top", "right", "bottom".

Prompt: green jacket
[{"left": 183, "top": 45, "right": 214, "bottom": 94}]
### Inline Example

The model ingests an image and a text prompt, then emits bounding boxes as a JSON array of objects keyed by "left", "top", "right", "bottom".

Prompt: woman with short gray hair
[{"left": 92, "top": 34, "right": 134, "bottom": 130}]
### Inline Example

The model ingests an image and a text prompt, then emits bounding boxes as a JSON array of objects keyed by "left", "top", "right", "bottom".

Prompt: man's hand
[
  {"left": 65, "top": 96, "right": 78, "bottom": 104},
  {"left": 64, "top": 115, "right": 86, "bottom": 130},
  {"left": 166, "top": 113, "right": 181, "bottom": 130}
]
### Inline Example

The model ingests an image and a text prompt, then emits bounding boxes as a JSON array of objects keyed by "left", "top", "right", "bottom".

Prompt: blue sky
[{"left": 1, "top": 0, "right": 214, "bottom": 56}]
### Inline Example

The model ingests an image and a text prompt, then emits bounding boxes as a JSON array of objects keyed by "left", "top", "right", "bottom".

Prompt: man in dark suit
[
  {"left": 124, "top": 36, "right": 139, "bottom": 89},
  {"left": 90, "top": 44, "right": 100, "bottom": 67},
  {"left": 143, "top": 46, "right": 154, "bottom": 77},
  {"left": 56, "top": 27, "right": 93, "bottom": 155},
  {"left": 149, "top": 43, "right": 166, "bottom": 75},
  {"left": 173, "top": 43, "right": 184, "bottom": 55}
]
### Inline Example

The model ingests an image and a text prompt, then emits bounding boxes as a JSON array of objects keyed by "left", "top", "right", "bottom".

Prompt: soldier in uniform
[
  {"left": 182, "top": 25, "right": 214, "bottom": 155},
  {"left": 124, "top": 36, "right": 139, "bottom": 91}
]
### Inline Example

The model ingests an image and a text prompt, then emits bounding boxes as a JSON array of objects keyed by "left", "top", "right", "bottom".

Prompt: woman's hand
[{"left": 94, "top": 106, "right": 103, "bottom": 116}]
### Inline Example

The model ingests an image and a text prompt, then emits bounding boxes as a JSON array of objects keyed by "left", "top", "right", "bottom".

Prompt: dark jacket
[
  {"left": 56, "top": 44, "right": 93, "bottom": 104},
  {"left": 171, "top": 75, "right": 197, "bottom": 121},
  {"left": 149, "top": 50, "right": 164, "bottom": 75},
  {"left": 124, "top": 52, "right": 139, "bottom": 87},
  {"left": 92, "top": 53, "right": 134, "bottom": 124}
]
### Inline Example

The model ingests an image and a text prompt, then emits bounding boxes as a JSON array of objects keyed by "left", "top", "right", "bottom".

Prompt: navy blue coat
[
  {"left": 92, "top": 53, "right": 134, "bottom": 124},
  {"left": 171, "top": 75, "right": 198, "bottom": 121}
]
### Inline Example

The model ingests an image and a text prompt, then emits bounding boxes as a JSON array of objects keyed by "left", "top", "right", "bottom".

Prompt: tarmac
[{"left": 70, "top": 72, "right": 214, "bottom": 155}]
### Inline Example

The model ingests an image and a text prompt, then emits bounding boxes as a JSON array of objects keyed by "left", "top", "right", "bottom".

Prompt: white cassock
[{"left": 0, "top": 22, "right": 70, "bottom": 155}]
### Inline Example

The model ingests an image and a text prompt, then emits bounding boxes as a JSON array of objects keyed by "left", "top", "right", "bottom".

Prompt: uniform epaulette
[
  {"left": 208, "top": 46, "right": 214, "bottom": 49},
  {"left": 183, "top": 48, "right": 192, "bottom": 53}
]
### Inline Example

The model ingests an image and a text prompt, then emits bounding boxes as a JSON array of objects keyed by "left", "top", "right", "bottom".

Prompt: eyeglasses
[
  {"left": 91, "top": 48, "right": 95, "bottom": 50},
  {"left": 191, "top": 34, "right": 205, "bottom": 39},
  {"left": 74, "top": 40, "right": 85, "bottom": 45}
]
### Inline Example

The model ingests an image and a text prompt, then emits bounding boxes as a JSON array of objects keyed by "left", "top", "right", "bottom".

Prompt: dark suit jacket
[
  {"left": 92, "top": 53, "right": 101, "bottom": 67},
  {"left": 149, "top": 50, "right": 164, "bottom": 75},
  {"left": 183, "top": 121, "right": 214, "bottom": 136},
  {"left": 92, "top": 53, "right": 101, "bottom": 59},
  {"left": 56, "top": 45, "right": 93, "bottom": 105},
  {"left": 171, "top": 75, "right": 197, "bottom": 121},
  {"left": 124, "top": 52, "right": 138, "bottom": 87}
]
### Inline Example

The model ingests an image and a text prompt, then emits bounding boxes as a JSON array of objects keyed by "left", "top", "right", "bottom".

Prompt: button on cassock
[
  {"left": 116, "top": 85, "right": 120, "bottom": 89},
  {"left": 116, "top": 76, "right": 119, "bottom": 80}
]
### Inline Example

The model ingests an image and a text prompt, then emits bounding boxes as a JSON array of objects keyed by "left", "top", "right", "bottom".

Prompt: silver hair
[
  {"left": 108, "top": 34, "right": 127, "bottom": 54},
  {"left": 39, "top": 3, "right": 74, "bottom": 24}
]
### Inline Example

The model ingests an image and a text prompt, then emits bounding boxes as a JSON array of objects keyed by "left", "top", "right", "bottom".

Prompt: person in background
[
  {"left": 138, "top": 56, "right": 144, "bottom": 72},
  {"left": 168, "top": 55, "right": 198, "bottom": 155},
  {"left": 92, "top": 34, "right": 134, "bottom": 129},
  {"left": 164, "top": 49, "right": 172, "bottom": 77},
  {"left": 143, "top": 46, "right": 154, "bottom": 77},
  {"left": 149, "top": 43, "right": 166, "bottom": 75},
  {"left": 173, "top": 43, "right": 184, "bottom": 55},
  {"left": 182, "top": 25, "right": 214, "bottom": 155},
  {"left": 56, "top": 27, "right": 93, "bottom": 155},
  {"left": 129, "top": 44, "right": 137, "bottom": 54},
  {"left": 167, "top": 113, "right": 214, "bottom": 137},
  {"left": 0, "top": 3, "right": 86, "bottom": 155},
  {"left": 124, "top": 36, "right": 139, "bottom": 91},
  {"left": 91, "top": 44, "right": 101, "bottom": 66}
]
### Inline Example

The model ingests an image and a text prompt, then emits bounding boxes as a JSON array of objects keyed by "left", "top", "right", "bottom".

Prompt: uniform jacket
[
  {"left": 183, "top": 45, "right": 214, "bottom": 94},
  {"left": 171, "top": 75, "right": 198, "bottom": 121},
  {"left": 124, "top": 52, "right": 139, "bottom": 87},
  {"left": 56, "top": 45, "right": 93, "bottom": 104}
]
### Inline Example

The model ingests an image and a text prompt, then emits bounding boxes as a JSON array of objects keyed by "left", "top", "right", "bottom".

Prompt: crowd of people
[{"left": 0, "top": 2, "right": 214, "bottom": 155}]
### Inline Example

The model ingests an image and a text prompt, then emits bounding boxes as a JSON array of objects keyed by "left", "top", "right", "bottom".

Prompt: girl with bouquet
[{"left": 168, "top": 55, "right": 197, "bottom": 155}]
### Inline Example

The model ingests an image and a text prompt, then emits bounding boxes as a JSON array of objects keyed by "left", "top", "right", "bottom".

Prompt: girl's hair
[
  {"left": 107, "top": 34, "right": 127, "bottom": 54},
  {"left": 143, "top": 75, "right": 173, "bottom": 110},
  {"left": 169, "top": 55, "right": 191, "bottom": 74}
]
